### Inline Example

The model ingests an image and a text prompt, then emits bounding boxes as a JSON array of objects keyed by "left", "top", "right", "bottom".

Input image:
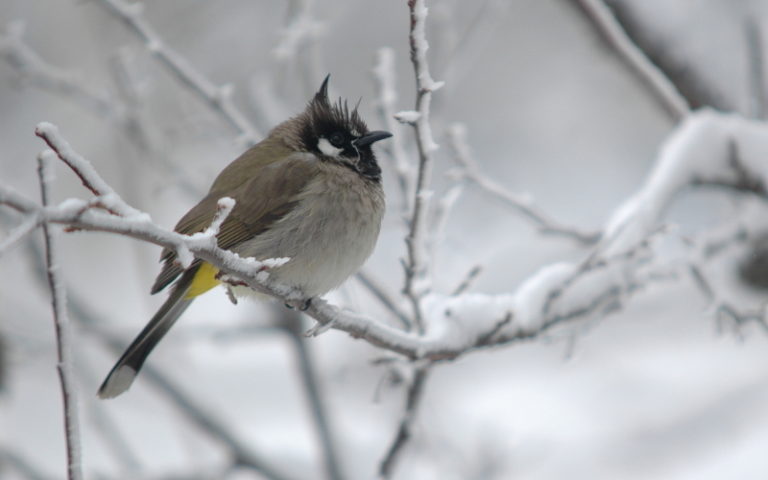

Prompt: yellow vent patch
[{"left": 185, "top": 262, "right": 221, "bottom": 298}]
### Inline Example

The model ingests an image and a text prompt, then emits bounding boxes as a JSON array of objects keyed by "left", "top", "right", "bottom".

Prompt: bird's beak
[{"left": 354, "top": 130, "right": 393, "bottom": 147}]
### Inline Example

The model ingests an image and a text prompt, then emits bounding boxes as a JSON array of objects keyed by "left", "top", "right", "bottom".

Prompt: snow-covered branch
[
  {"left": 98, "top": 0, "right": 262, "bottom": 145},
  {"left": 3, "top": 112, "right": 768, "bottom": 480},
  {"left": 400, "top": 0, "right": 446, "bottom": 334},
  {"left": 37, "top": 152, "right": 83, "bottom": 480},
  {"left": 5, "top": 102, "right": 768, "bottom": 401}
]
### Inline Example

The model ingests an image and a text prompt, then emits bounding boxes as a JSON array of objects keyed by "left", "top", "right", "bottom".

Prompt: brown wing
[{"left": 151, "top": 147, "right": 318, "bottom": 294}]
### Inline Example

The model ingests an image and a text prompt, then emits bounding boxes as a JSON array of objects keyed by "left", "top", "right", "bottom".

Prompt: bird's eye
[{"left": 329, "top": 132, "right": 345, "bottom": 148}]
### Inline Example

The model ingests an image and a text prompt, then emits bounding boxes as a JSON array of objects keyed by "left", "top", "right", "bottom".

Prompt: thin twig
[
  {"left": 451, "top": 265, "right": 482, "bottom": 296},
  {"left": 0, "top": 212, "right": 41, "bottom": 253},
  {"left": 282, "top": 309, "right": 345, "bottom": 480},
  {"left": 98, "top": 0, "right": 262, "bottom": 145},
  {"left": 570, "top": 0, "right": 690, "bottom": 121},
  {"left": 401, "top": 0, "right": 445, "bottom": 334},
  {"left": 355, "top": 270, "right": 412, "bottom": 330},
  {"left": 378, "top": 366, "right": 430, "bottom": 479},
  {"left": 37, "top": 151, "right": 83, "bottom": 480},
  {"left": 446, "top": 124, "right": 600, "bottom": 245}
]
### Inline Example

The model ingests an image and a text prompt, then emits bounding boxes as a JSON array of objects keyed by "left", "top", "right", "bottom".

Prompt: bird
[{"left": 98, "top": 76, "right": 391, "bottom": 398}]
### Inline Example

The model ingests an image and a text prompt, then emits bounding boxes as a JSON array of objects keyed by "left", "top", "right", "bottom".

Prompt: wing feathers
[{"left": 151, "top": 151, "right": 318, "bottom": 294}]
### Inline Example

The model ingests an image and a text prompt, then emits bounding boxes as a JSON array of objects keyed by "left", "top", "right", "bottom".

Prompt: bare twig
[
  {"left": 0, "top": 212, "right": 41, "bottom": 253},
  {"left": 355, "top": 270, "right": 412, "bottom": 330},
  {"left": 570, "top": 0, "right": 691, "bottom": 121},
  {"left": 378, "top": 366, "right": 430, "bottom": 479},
  {"left": 450, "top": 265, "right": 482, "bottom": 296},
  {"left": 446, "top": 124, "right": 600, "bottom": 245},
  {"left": 401, "top": 0, "right": 445, "bottom": 334},
  {"left": 98, "top": 0, "right": 262, "bottom": 145},
  {"left": 282, "top": 309, "right": 345, "bottom": 480},
  {"left": 37, "top": 151, "right": 83, "bottom": 480}
]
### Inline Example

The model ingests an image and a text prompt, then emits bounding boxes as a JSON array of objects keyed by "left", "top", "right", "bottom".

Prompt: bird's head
[{"left": 278, "top": 75, "right": 392, "bottom": 181}]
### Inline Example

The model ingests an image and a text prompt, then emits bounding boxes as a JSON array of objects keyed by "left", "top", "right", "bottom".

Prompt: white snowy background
[{"left": 2, "top": 0, "right": 768, "bottom": 479}]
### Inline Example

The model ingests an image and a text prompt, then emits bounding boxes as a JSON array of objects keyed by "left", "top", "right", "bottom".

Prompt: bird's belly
[{"left": 233, "top": 180, "right": 384, "bottom": 297}]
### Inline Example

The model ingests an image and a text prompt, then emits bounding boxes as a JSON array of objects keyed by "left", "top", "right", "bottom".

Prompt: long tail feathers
[{"left": 97, "top": 267, "right": 198, "bottom": 399}]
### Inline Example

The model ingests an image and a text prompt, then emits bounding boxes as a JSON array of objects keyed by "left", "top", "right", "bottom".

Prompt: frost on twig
[
  {"left": 401, "top": 0, "right": 445, "bottom": 335},
  {"left": 37, "top": 152, "right": 83, "bottom": 480}
]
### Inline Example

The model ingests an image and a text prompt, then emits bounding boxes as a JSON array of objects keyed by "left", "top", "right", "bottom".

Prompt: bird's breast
[{"left": 233, "top": 165, "right": 384, "bottom": 297}]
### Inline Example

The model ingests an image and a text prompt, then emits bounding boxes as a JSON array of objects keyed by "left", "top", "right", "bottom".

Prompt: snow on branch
[
  {"left": 98, "top": 0, "right": 262, "bottom": 145},
  {"left": 601, "top": 109, "right": 768, "bottom": 256},
  {"left": 37, "top": 152, "right": 83, "bottom": 480},
  {"left": 2, "top": 110, "right": 768, "bottom": 388},
  {"left": 401, "top": 0, "right": 446, "bottom": 334}
]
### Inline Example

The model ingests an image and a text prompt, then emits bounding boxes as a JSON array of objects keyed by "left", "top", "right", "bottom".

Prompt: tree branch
[
  {"left": 400, "top": 0, "right": 445, "bottom": 335},
  {"left": 37, "top": 151, "right": 83, "bottom": 480}
]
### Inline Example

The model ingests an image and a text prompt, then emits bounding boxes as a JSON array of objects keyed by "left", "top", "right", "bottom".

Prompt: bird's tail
[{"left": 97, "top": 266, "right": 200, "bottom": 399}]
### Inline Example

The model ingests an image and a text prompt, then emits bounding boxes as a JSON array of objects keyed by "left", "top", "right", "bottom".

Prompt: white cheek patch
[{"left": 318, "top": 137, "right": 343, "bottom": 157}]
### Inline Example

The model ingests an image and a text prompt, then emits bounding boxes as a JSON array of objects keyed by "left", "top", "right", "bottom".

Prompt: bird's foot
[{"left": 285, "top": 298, "right": 313, "bottom": 311}]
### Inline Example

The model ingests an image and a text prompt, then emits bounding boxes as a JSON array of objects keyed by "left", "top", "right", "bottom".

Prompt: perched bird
[{"left": 98, "top": 76, "right": 391, "bottom": 398}]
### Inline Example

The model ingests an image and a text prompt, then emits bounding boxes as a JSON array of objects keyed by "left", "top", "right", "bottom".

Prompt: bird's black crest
[
  {"left": 299, "top": 75, "right": 381, "bottom": 180},
  {"left": 304, "top": 75, "right": 368, "bottom": 141}
]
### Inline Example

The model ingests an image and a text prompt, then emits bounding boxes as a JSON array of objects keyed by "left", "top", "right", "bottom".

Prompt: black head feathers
[{"left": 305, "top": 75, "right": 369, "bottom": 140}]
